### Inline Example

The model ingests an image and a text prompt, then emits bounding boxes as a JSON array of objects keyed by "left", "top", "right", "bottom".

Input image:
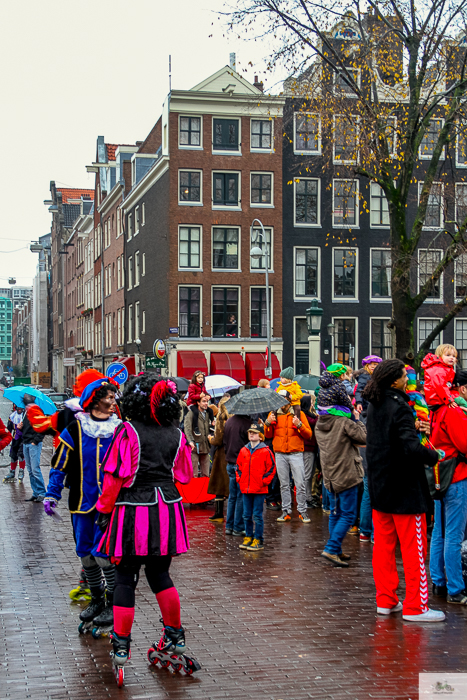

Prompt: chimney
[{"left": 254, "top": 75, "right": 264, "bottom": 93}]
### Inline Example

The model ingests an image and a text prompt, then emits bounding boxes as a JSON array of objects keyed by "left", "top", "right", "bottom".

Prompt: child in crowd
[
  {"left": 4, "top": 407, "right": 23, "bottom": 483},
  {"left": 186, "top": 371, "right": 207, "bottom": 438},
  {"left": 236, "top": 423, "right": 276, "bottom": 551},
  {"left": 421, "top": 344, "right": 457, "bottom": 408},
  {"left": 317, "top": 364, "right": 354, "bottom": 417},
  {"left": 275, "top": 367, "right": 303, "bottom": 419}
]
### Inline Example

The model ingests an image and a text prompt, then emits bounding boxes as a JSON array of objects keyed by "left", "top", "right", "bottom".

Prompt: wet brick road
[{"left": 0, "top": 395, "right": 466, "bottom": 700}]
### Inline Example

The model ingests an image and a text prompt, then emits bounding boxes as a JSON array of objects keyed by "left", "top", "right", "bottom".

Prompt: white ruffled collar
[{"left": 76, "top": 411, "right": 121, "bottom": 438}]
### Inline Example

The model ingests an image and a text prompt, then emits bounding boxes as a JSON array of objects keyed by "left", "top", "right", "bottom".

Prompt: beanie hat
[
  {"left": 327, "top": 363, "right": 347, "bottom": 377},
  {"left": 280, "top": 366, "right": 295, "bottom": 381},
  {"left": 362, "top": 355, "right": 382, "bottom": 366}
]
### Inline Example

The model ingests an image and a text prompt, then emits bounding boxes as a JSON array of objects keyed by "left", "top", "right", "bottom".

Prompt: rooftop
[{"left": 57, "top": 188, "right": 94, "bottom": 203}]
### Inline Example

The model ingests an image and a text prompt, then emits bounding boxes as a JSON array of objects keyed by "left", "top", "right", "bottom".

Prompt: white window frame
[
  {"left": 455, "top": 318, "right": 467, "bottom": 363},
  {"left": 178, "top": 225, "right": 202, "bottom": 271},
  {"left": 417, "top": 248, "right": 443, "bottom": 303},
  {"left": 127, "top": 213, "right": 133, "bottom": 241},
  {"left": 293, "top": 178, "right": 321, "bottom": 228},
  {"left": 178, "top": 169, "right": 203, "bottom": 207},
  {"left": 332, "top": 179, "right": 360, "bottom": 228},
  {"left": 250, "top": 118, "right": 274, "bottom": 153},
  {"left": 249, "top": 286, "right": 274, "bottom": 337},
  {"left": 334, "top": 67, "right": 361, "bottom": 97},
  {"left": 456, "top": 130, "right": 467, "bottom": 168},
  {"left": 455, "top": 182, "right": 467, "bottom": 227},
  {"left": 135, "top": 302, "right": 140, "bottom": 340},
  {"left": 369, "top": 247, "right": 392, "bottom": 302},
  {"left": 211, "top": 226, "right": 241, "bottom": 272},
  {"left": 211, "top": 285, "right": 241, "bottom": 337},
  {"left": 211, "top": 116, "right": 241, "bottom": 156},
  {"left": 142, "top": 310, "right": 146, "bottom": 335},
  {"left": 293, "top": 112, "right": 322, "bottom": 155},
  {"left": 454, "top": 253, "right": 467, "bottom": 302},
  {"left": 142, "top": 252, "right": 146, "bottom": 277},
  {"left": 127, "top": 304, "right": 133, "bottom": 343},
  {"left": 332, "top": 247, "right": 359, "bottom": 302},
  {"left": 178, "top": 284, "right": 203, "bottom": 338},
  {"left": 250, "top": 171, "right": 274, "bottom": 208},
  {"left": 141, "top": 202, "right": 146, "bottom": 226},
  {"left": 293, "top": 246, "right": 321, "bottom": 301},
  {"left": 419, "top": 118, "right": 445, "bottom": 160},
  {"left": 369, "top": 317, "right": 393, "bottom": 360},
  {"left": 417, "top": 317, "right": 443, "bottom": 350},
  {"left": 293, "top": 316, "right": 310, "bottom": 373},
  {"left": 333, "top": 115, "right": 359, "bottom": 165},
  {"left": 135, "top": 206, "right": 140, "bottom": 236},
  {"left": 134, "top": 251, "right": 140, "bottom": 287},
  {"left": 212, "top": 170, "right": 241, "bottom": 211},
  {"left": 418, "top": 181, "right": 444, "bottom": 230},
  {"left": 331, "top": 316, "right": 359, "bottom": 369},
  {"left": 250, "top": 226, "right": 274, "bottom": 273},
  {"left": 127, "top": 256, "right": 133, "bottom": 291},
  {"left": 178, "top": 114, "right": 203, "bottom": 150},
  {"left": 384, "top": 116, "right": 397, "bottom": 158},
  {"left": 369, "top": 182, "right": 390, "bottom": 228}
]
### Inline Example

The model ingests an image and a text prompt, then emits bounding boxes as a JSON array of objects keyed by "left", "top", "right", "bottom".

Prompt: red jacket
[
  {"left": 0, "top": 418, "right": 12, "bottom": 453},
  {"left": 431, "top": 404, "right": 467, "bottom": 483},
  {"left": 236, "top": 443, "right": 276, "bottom": 495},
  {"left": 421, "top": 353, "right": 455, "bottom": 407},
  {"left": 187, "top": 382, "right": 207, "bottom": 406}
]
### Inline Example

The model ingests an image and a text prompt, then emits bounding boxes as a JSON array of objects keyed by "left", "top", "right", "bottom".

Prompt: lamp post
[
  {"left": 134, "top": 338, "right": 142, "bottom": 373},
  {"left": 250, "top": 218, "right": 272, "bottom": 378},
  {"left": 305, "top": 300, "right": 324, "bottom": 375}
]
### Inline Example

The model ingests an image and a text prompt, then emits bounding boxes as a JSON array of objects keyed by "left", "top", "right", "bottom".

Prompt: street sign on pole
[{"left": 106, "top": 362, "right": 129, "bottom": 384}]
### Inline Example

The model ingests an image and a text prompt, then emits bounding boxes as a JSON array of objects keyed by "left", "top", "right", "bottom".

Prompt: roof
[
  {"left": 106, "top": 143, "right": 135, "bottom": 161},
  {"left": 57, "top": 188, "right": 94, "bottom": 203}
]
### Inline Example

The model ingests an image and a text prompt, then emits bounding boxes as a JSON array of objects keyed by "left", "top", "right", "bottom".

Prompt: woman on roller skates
[{"left": 95, "top": 374, "right": 201, "bottom": 687}]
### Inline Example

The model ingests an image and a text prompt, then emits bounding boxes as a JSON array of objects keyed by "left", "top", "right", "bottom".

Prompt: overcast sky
[{"left": 0, "top": 0, "right": 283, "bottom": 288}]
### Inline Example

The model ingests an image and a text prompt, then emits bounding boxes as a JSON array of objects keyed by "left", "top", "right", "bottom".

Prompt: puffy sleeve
[
  {"left": 46, "top": 428, "right": 75, "bottom": 501},
  {"left": 101, "top": 422, "right": 140, "bottom": 480},
  {"left": 173, "top": 431, "right": 193, "bottom": 484}
]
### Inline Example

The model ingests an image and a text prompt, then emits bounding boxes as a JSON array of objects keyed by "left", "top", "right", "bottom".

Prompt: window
[
  {"left": 333, "top": 318, "right": 356, "bottom": 367},
  {"left": 455, "top": 254, "right": 467, "bottom": 300},
  {"left": 127, "top": 213, "right": 133, "bottom": 241},
  {"left": 135, "top": 302, "right": 140, "bottom": 340},
  {"left": 250, "top": 227, "right": 272, "bottom": 271},
  {"left": 371, "top": 319, "right": 392, "bottom": 359},
  {"left": 135, "top": 207, "right": 140, "bottom": 235},
  {"left": 127, "top": 256, "right": 133, "bottom": 290},
  {"left": 135, "top": 251, "right": 140, "bottom": 287},
  {"left": 295, "top": 248, "right": 319, "bottom": 298},
  {"left": 371, "top": 249, "right": 391, "bottom": 299},
  {"left": 333, "top": 248, "right": 357, "bottom": 299},
  {"left": 212, "top": 228, "right": 239, "bottom": 269},
  {"left": 179, "top": 287, "right": 200, "bottom": 337},
  {"left": 251, "top": 119, "right": 272, "bottom": 150},
  {"left": 457, "top": 130, "right": 467, "bottom": 167},
  {"left": 142, "top": 202, "right": 146, "bottom": 226},
  {"left": 212, "top": 288, "right": 239, "bottom": 337},
  {"left": 105, "top": 313, "right": 112, "bottom": 348},
  {"left": 456, "top": 319, "right": 467, "bottom": 366},
  {"left": 128, "top": 305, "right": 133, "bottom": 342},
  {"left": 179, "top": 116, "right": 201, "bottom": 147},
  {"left": 383, "top": 116, "right": 397, "bottom": 157},
  {"left": 419, "top": 119, "right": 443, "bottom": 159},
  {"left": 117, "top": 257, "right": 122, "bottom": 290},
  {"left": 419, "top": 182, "right": 443, "bottom": 229},
  {"left": 142, "top": 310, "right": 146, "bottom": 334},
  {"left": 142, "top": 252, "right": 146, "bottom": 276},
  {"left": 117, "top": 308, "right": 123, "bottom": 345},
  {"left": 179, "top": 227, "right": 201, "bottom": 269},
  {"left": 213, "top": 118, "right": 239, "bottom": 152},
  {"left": 333, "top": 180, "right": 358, "bottom": 227},
  {"left": 251, "top": 173, "right": 272, "bottom": 206},
  {"left": 295, "top": 179, "right": 320, "bottom": 226},
  {"left": 455, "top": 183, "right": 467, "bottom": 225},
  {"left": 418, "top": 318, "right": 442, "bottom": 351},
  {"left": 334, "top": 68, "right": 359, "bottom": 96},
  {"left": 213, "top": 172, "right": 239, "bottom": 207},
  {"left": 294, "top": 113, "right": 320, "bottom": 153},
  {"left": 250, "top": 288, "right": 271, "bottom": 337},
  {"left": 117, "top": 208, "right": 122, "bottom": 237},
  {"left": 179, "top": 171, "right": 202, "bottom": 204},
  {"left": 370, "top": 182, "right": 389, "bottom": 227},
  {"left": 333, "top": 116, "right": 358, "bottom": 163},
  {"left": 418, "top": 249, "right": 442, "bottom": 300}
]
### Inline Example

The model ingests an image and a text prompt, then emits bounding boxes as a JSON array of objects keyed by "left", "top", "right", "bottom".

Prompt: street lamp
[
  {"left": 250, "top": 218, "right": 272, "bottom": 378},
  {"left": 134, "top": 338, "right": 142, "bottom": 373},
  {"left": 305, "top": 300, "right": 324, "bottom": 375}
]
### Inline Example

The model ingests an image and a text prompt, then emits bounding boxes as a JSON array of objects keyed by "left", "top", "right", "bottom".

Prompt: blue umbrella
[
  {"left": 270, "top": 378, "right": 281, "bottom": 391},
  {"left": 4, "top": 386, "right": 57, "bottom": 415}
]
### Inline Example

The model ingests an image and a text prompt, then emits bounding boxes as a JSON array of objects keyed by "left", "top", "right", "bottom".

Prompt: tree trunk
[{"left": 391, "top": 283, "right": 416, "bottom": 364}]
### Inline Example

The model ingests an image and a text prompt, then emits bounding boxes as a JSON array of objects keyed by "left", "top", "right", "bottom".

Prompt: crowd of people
[{"left": 1, "top": 342, "right": 467, "bottom": 684}]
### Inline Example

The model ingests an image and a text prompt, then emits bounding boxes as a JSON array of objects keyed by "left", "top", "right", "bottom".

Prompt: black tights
[{"left": 114, "top": 555, "right": 173, "bottom": 608}]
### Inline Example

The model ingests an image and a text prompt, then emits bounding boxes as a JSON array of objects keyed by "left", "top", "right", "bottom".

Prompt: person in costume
[
  {"left": 4, "top": 406, "right": 25, "bottom": 483},
  {"left": 95, "top": 373, "right": 200, "bottom": 686},
  {"left": 43, "top": 375, "right": 121, "bottom": 635}
]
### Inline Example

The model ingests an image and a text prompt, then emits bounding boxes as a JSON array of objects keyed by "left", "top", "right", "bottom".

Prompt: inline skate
[
  {"left": 110, "top": 632, "right": 131, "bottom": 687},
  {"left": 148, "top": 623, "right": 201, "bottom": 675},
  {"left": 3, "top": 469, "right": 15, "bottom": 483},
  {"left": 78, "top": 586, "right": 105, "bottom": 634},
  {"left": 69, "top": 568, "right": 91, "bottom": 603},
  {"left": 91, "top": 590, "right": 113, "bottom": 638}
]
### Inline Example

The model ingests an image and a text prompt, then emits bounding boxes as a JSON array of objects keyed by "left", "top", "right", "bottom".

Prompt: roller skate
[
  {"left": 110, "top": 632, "right": 131, "bottom": 688},
  {"left": 17, "top": 464, "right": 25, "bottom": 483},
  {"left": 91, "top": 590, "right": 113, "bottom": 638},
  {"left": 69, "top": 568, "right": 91, "bottom": 603},
  {"left": 3, "top": 470, "right": 16, "bottom": 483},
  {"left": 148, "top": 623, "right": 201, "bottom": 675},
  {"left": 78, "top": 586, "right": 105, "bottom": 634}
]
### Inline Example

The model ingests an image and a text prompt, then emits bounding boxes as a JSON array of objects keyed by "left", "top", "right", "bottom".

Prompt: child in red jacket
[
  {"left": 186, "top": 371, "right": 207, "bottom": 438},
  {"left": 421, "top": 344, "right": 457, "bottom": 408},
  {"left": 236, "top": 423, "right": 276, "bottom": 551}
]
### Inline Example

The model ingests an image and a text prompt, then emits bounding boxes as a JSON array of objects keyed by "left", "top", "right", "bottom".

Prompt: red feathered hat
[{"left": 73, "top": 369, "right": 107, "bottom": 398}]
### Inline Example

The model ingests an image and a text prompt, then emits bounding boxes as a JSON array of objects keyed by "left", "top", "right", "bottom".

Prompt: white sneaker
[
  {"left": 403, "top": 608, "right": 445, "bottom": 622},
  {"left": 377, "top": 601, "right": 402, "bottom": 615}
]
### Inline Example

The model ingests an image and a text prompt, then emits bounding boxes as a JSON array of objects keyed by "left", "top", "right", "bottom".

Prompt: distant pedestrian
[
  {"left": 355, "top": 355, "right": 382, "bottom": 416},
  {"left": 223, "top": 412, "right": 251, "bottom": 536},
  {"left": 186, "top": 371, "right": 207, "bottom": 438},
  {"left": 300, "top": 394, "right": 319, "bottom": 508},
  {"left": 21, "top": 394, "right": 47, "bottom": 502},
  {"left": 4, "top": 406, "right": 24, "bottom": 483},
  {"left": 184, "top": 393, "right": 213, "bottom": 478},
  {"left": 206, "top": 394, "right": 231, "bottom": 522}
]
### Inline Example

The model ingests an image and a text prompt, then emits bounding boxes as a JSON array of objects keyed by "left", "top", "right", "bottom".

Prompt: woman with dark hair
[
  {"left": 363, "top": 359, "right": 444, "bottom": 622},
  {"left": 186, "top": 370, "right": 208, "bottom": 438},
  {"left": 95, "top": 374, "right": 200, "bottom": 686}
]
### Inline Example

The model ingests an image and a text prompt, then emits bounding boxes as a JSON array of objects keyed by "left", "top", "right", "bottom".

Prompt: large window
[
  {"left": 333, "top": 180, "right": 358, "bottom": 227},
  {"left": 179, "top": 226, "right": 201, "bottom": 269},
  {"left": 371, "top": 249, "right": 391, "bottom": 299},
  {"left": 333, "top": 248, "right": 357, "bottom": 299},
  {"left": 370, "top": 182, "right": 389, "bottom": 227},
  {"left": 333, "top": 319, "right": 356, "bottom": 367},
  {"left": 179, "top": 171, "right": 202, "bottom": 203},
  {"left": 179, "top": 287, "right": 201, "bottom": 337},
  {"left": 371, "top": 319, "right": 392, "bottom": 359},
  {"left": 455, "top": 254, "right": 467, "bottom": 300},
  {"left": 179, "top": 116, "right": 201, "bottom": 147},
  {"left": 419, "top": 182, "right": 443, "bottom": 229},
  {"left": 212, "top": 228, "right": 239, "bottom": 269},
  {"left": 212, "top": 288, "right": 239, "bottom": 337},
  {"left": 134, "top": 251, "right": 140, "bottom": 287},
  {"left": 213, "top": 118, "right": 239, "bottom": 151},
  {"left": 333, "top": 116, "right": 358, "bottom": 163},
  {"left": 418, "top": 249, "right": 442, "bottom": 300},
  {"left": 251, "top": 173, "right": 272, "bottom": 205},
  {"left": 455, "top": 183, "right": 467, "bottom": 225},
  {"left": 419, "top": 119, "right": 443, "bottom": 159},
  {"left": 295, "top": 179, "right": 319, "bottom": 225},
  {"left": 294, "top": 318, "right": 309, "bottom": 375},
  {"left": 456, "top": 320, "right": 467, "bottom": 366},
  {"left": 127, "top": 305, "right": 133, "bottom": 343},
  {"left": 127, "top": 256, "right": 133, "bottom": 290},
  {"left": 250, "top": 288, "right": 271, "bottom": 337},
  {"left": 294, "top": 113, "right": 320, "bottom": 153},
  {"left": 418, "top": 318, "right": 442, "bottom": 351},
  {"left": 334, "top": 68, "right": 360, "bottom": 96},
  {"left": 295, "top": 248, "right": 319, "bottom": 298},
  {"left": 250, "top": 227, "right": 272, "bottom": 270},
  {"left": 213, "top": 172, "right": 239, "bottom": 207},
  {"left": 251, "top": 119, "right": 272, "bottom": 150}
]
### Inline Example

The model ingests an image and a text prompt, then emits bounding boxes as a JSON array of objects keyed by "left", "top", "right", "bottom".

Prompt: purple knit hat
[{"left": 361, "top": 355, "right": 382, "bottom": 366}]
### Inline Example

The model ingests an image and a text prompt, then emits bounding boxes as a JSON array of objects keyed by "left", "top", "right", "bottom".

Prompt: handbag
[{"left": 425, "top": 453, "right": 466, "bottom": 500}]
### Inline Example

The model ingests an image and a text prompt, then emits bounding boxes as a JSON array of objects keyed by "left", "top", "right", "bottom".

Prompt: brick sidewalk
[{"left": 0, "top": 398, "right": 466, "bottom": 699}]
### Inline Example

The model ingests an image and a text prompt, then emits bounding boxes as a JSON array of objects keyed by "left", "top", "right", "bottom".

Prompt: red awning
[
  {"left": 210, "top": 353, "right": 246, "bottom": 385},
  {"left": 121, "top": 356, "right": 136, "bottom": 376},
  {"left": 245, "top": 353, "right": 281, "bottom": 386},
  {"left": 177, "top": 351, "right": 208, "bottom": 380}
]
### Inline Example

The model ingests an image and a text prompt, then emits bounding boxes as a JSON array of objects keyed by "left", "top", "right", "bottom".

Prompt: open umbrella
[
  {"left": 166, "top": 377, "right": 190, "bottom": 393},
  {"left": 224, "top": 387, "right": 287, "bottom": 415},
  {"left": 4, "top": 386, "right": 57, "bottom": 415},
  {"left": 205, "top": 374, "right": 241, "bottom": 398},
  {"left": 294, "top": 374, "right": 321, "bottom": 393}
]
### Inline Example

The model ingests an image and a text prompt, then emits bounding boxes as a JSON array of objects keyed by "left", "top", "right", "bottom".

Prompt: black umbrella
[
  {"left": 167, "top": 377, "right": 190, "bottom": 393},
  {"left": 224, "top": 388, "right": 287, "bottom": 415}
]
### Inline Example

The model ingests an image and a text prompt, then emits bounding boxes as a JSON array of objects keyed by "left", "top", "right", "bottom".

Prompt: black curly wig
[
  {"left": 87, "top": 383, "right": 117, "bottom": 412},
  {"left": 120, "top": 373, "right": 181, "bottom": 425}
]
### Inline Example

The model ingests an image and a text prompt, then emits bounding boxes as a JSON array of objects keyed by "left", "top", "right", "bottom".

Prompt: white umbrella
[{"left": 205, "top": 374, "right": 241, "bottom": 398}]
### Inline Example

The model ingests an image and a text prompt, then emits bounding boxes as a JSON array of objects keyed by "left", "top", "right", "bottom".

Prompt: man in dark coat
[{"left": 223, "top": 413, "right": 251, "bottom": 535}]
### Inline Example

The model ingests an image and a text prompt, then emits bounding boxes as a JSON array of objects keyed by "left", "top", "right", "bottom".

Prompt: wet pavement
[{"left": 0, "top": 395, "right": 466, "bottom": 700}]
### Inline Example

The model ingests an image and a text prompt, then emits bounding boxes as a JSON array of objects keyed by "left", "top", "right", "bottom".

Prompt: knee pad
[{"left": 80, "top": 554, "right": 96, "bottom": 568}]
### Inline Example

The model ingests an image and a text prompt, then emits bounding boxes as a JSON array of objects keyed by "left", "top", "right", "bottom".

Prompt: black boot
[
  {"left": 93, "top": 589, "right": 113, "bottom": 628},
  {"left": 209, "top": 498, "right": 224, "bottom": 522},
  {"left": 79, "top": 585, "right": 105, "bottom": 623}
]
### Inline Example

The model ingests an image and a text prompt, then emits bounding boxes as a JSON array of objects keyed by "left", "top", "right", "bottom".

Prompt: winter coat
[
  {"left": 207, "top": 402, "right": 230, "bottom": 496},
  {"left": 187, "top": 382, "right": 207, "bottom": 406},
  {"left": 223, "top": 414, "right": 252, "bottom": 464},
  {"left": 430, "top": 404, "right": 467, "bottom": 484},
  {"left": 317, "top": 372, "right": 353, "bottom": 411},
  {"left": 275, "top": 380, "right": 303, "bottom": 405},
  {"left": 315, "top": 415, "right": 366, "bottom": 494},
  {"left": 236, "top": 442, "right": 276, "bottom": 495},
  {"left": 354, "top": 370, "right": 371, "bottom": 413},
  {"left": 264, "top": 407, "right": 311, "bottom": 453},
  {"left": 366, "top": 388, "right": 438, "bottom": 514},
  {"left": 184, "top": 408, "right": 212, "bottom": 454},
  {"left": 420, "top": 353, "right": 456, "bottom": 407},
  {"left": 301, "top": 411, "right": 318, "bottom": 451}
]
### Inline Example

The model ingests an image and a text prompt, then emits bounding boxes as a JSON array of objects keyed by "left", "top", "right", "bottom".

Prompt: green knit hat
[
  {"left": 280, "top": 366, "right": 295, "bottom": 381},
  {"left": 327, "top": 363, "right": 347, "bottom": 377}
]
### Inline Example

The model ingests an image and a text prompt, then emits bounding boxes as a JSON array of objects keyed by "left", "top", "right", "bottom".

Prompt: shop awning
[
  {"left": 210, "top": 353, "right": 246, "bottom": 385},
  {"left": 121, "top": 356, "right": 136, "bottom": 376},
  {"left": 177, "top": 351, "right": 208, "bottom": 380},
  {"left": 245, "top": 353, "right": 281, "bottom": 386}
]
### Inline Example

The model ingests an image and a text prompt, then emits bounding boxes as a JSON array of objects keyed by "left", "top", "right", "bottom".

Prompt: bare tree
[{"left": 229, "top": 0, "right": 467, "bottom": 367}]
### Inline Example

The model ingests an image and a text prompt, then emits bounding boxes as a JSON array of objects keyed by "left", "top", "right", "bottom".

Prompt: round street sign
[
  {"left": 153, "top": 339, "right": 166, "bottom": 360},
  {"left": 106, "top": 362, "right": 129, "bottom": 385}
]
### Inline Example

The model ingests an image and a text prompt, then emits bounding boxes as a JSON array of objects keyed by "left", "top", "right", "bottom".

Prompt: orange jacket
[{"left": 264, "top": 410, "right": 311, "bottom": 453}]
